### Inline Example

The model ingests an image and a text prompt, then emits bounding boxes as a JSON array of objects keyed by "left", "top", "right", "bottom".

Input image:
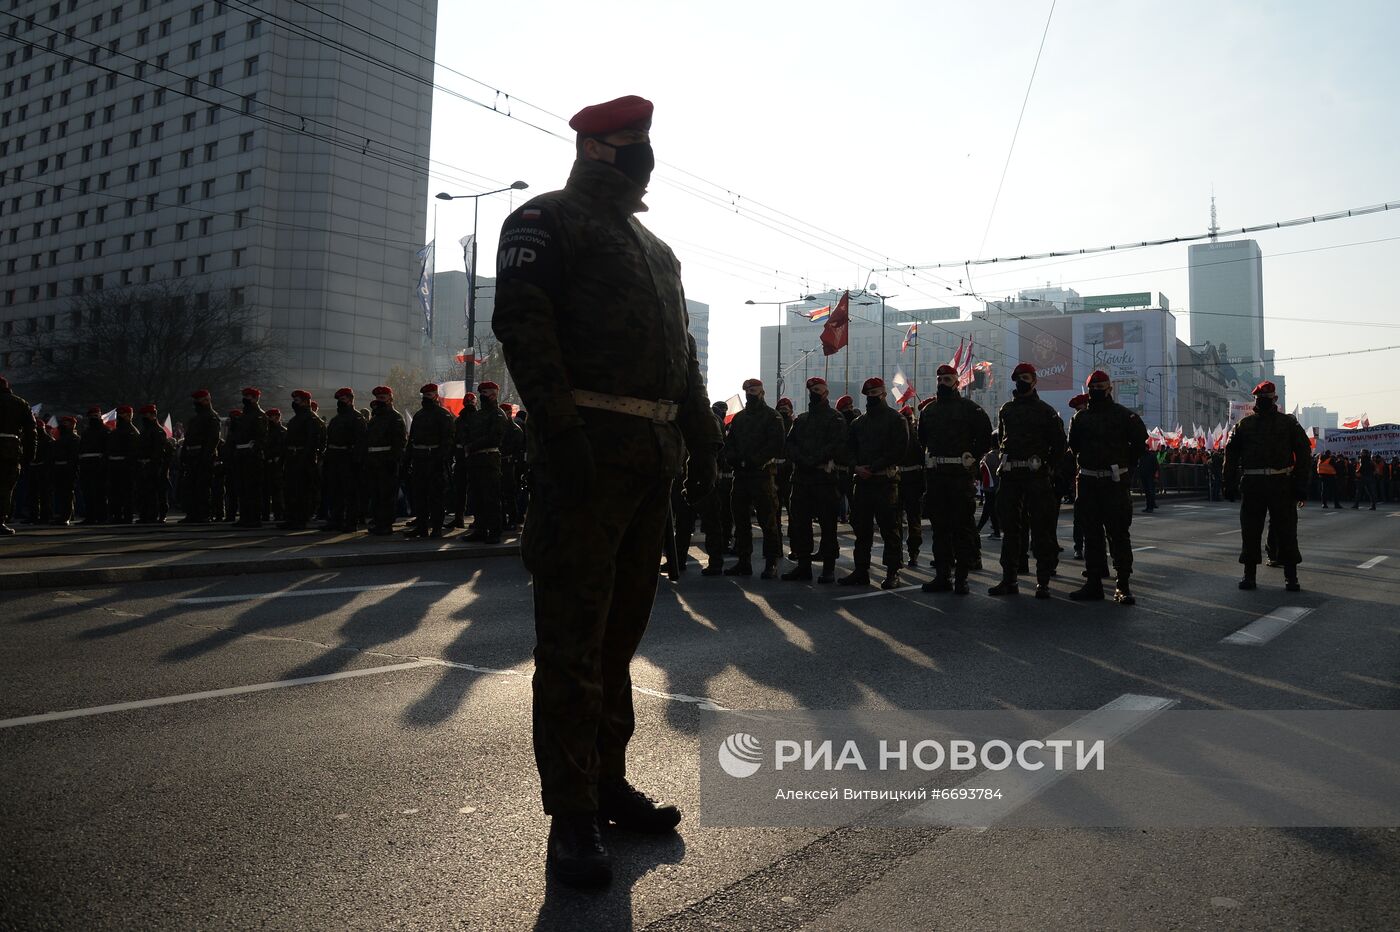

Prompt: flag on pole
[
  {"left": 1342, "top": 414, "right": 1367, "bottom": 429},
  {"left": 901, "top": 322, "right": 918, "bottom": 353},
  {"left": 161, "top": 414, "right": 173, "bottom": 439},
  {"left": 805, "top": 305, "right": 832, "bottom": 322},
  {"left": 454, "top": 350, "right": 489, "bottom": 365},
  {"left": 819, "top": 291, "right": 851, "bottom": 357},
  {"left": 957, "top": 337, "right": 976, "bottom": 389},
  {"left": 459, "top": 234, "right": 476, "bottom": 282},
  {"left": 891, "top": 367, "right": 916, "bottom": 405},
  {"left": 415, "top": 240, "right": 435, "bottom": 339},
  {"left": 438, "top": 380, "right": 468, "bottom": 415},
  {"left": 723, "top": 394, "right": 744, "bottom": 424},
  {"left": 949, "top": 338, "right": 965, "bottom": 372}
]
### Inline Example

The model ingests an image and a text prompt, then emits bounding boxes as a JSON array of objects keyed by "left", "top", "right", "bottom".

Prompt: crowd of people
[{"left": 0, "top": 378, "right": 530, "bottom": 542}]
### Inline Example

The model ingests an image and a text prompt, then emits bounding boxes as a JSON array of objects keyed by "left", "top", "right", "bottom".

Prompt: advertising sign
[{"left": 1020, "top": 316, "right": 1074, "bottom": 391}]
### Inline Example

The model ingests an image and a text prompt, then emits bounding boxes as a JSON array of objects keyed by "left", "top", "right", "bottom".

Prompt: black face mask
[
  {"left": 1089, "top": 388, "right": 1108, "bottom": 402},
  {"left": 1255, "top": 397, "right": 1276, "bottom": 412},
  {"left": 936, "top": 383, "right": 957, "bottom": 401},
  {"left": 809, "top": 392, "right": 825, "bottom": 408},
  {"left": 1014, "top": 381, "right": 1033, "bottom": 396},
  {"left": 603, "top": 140, "right": 654, "bottom": 188},
  {"left": 866, "top": 395, "right": 883, "bottom": 411},
  {"left": 745, "top": 392, "right": 762, "bottom": 407}
]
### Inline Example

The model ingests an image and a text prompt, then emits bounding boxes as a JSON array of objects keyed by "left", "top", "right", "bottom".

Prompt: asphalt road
[{"left": 3, "top": 500, "right": 1398, "bottom": 930}]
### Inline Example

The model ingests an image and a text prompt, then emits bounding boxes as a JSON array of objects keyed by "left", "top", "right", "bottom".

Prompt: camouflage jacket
[
  {"left": 785, "top": 399, "right": 848, "bottom": 476},
  {"left": 365, "top": 403, "right": 407, "bottom": 458},
  {"left": 1223, "top": 407, "right": 1312, "bottom": 492},
  {"left": 452, "top": 405, "right": 478, "bottom": 452},
  {"left": 996, "top": 391, "right": 1066, "bottom": 474},
  {"left": 326, "top": 404, "right": 367, "bottom": 456},
  {"left": 1068, "top": 397, "right": 1148, "bottom": 473},
  {"left": 108, "top": 418, "right": 141, "bottom": 459},
  {"left": 184, "top": 406, "right": 221, "bottom": 462},
  {"left": 137, "top": 418, "right": 172, "bottom": 462},
  {"left": 408, "top": 399, "right": 454, "bottom": 456},
  {"left": 848, "top": 398, "right": 909, "bottom": 473},
  {"left": 467, "top": 402, "right": 508, "bottom": 455},
  {"left": 724, "top": 397, "right": 786, "bottom": 470},
  {"left": 229, "top": 399, "right": 268, "bottom": 452},
  {"left": 492, "top": 158, "right": 721, "bottom": 476},
  {"left": 0, "top": 386, "right": 37, "bottom": 465},
  {"left": 284, "top": 408, "right": 322, "bottom": 464},
  {"left": 52, "top": 428, "right": 80, "bottom": 466},
  {"left": 79, "top": 417, "right": 108, "bottom": 461},
  {"left": 264, "top": 420, "right": 288, "bottom": 460},
  {"left": 919, "top": 394, "right": 994, "bottom": 473}
]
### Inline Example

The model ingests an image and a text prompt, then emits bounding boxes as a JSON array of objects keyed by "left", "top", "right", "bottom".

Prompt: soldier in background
[
  {"left": 222, "top": 409, "right": 243, "bottom": 523},
  {"left": 781, "top": 376, "right": 847, "bottom": 583},
  {"left": 774, "top": 396, "right": 795, "bottom": 553},
  {"left": 501, "top": 403, "right": 526, "bottom": 532},
  {"left": 323, "top": 388, "right": 367, "bottom": 533},
  {"left": 449, "top": 391, "right": 478, "bottom": 529},
  {"left": 24, "top": 415, "right": 54, "bottom": 525},
  {"left": 51, "top": 415, "right": 81, "bottom": 525},
  {"left": 699, "top": 400, "right": 732, "bottom": 576},
  {"left": 723, "top": 378, "right": 785, "bottom": 578},
  {"left": 835, "top": 393, "right": 857, "bottom": 522},
  {"left": 135, "top": 403, "right": 170, "bottom": 524},
  {"left": 1223, "top": 380, "right": 1312, "bottom": 592},
  {"left": 462, "top": 381, "right": 508, "bottom": 544},
  {"left": 896, "top": 405, "right": 924, "bottom": 568},
  {"left": 403, "top": 383, "right": 454, "bottom": 539},
  {"left": 263, "top": 408, "right": 287, "bottom": 522},
  {"left": 711, "top": 399, "right": 735, "bottom": 562},
  {"left": 1067, "top": 371, "right": 1148, "bottom": 605},
  {"left": 0, "top": 375, "right": 38, "bottom": 535},
  {"left": 919, "top": 365, "right": 993, "bottom": 595},
  {"left": 365, "top": 387, "right": 407, "bottom": 535},
  {"left": 1066, "top": 393, "right": 1089, "bottom": 559},
  {"left": 307, "top": 400, "right": 327, "bottom": 522},
  {"left": 278, "top": 391, "right": 319, "bottom": 530},
  {"left": 107, "top": 405, "right": 140, "bottom": 524},
  {"left": 230, "top": 388, "right": 268, "bottom": 529},
  {"left": 78, "top": 406, "right": 108, "bottom": 525},
  {"left": 180, "top": 391, "right": 219, "bottom": 524},
  {"left": 841, "top": 378, "right": 908, "bottom": 590},
  {"left": 990, "top": 363, "right": 1065, "bottom": 599}
]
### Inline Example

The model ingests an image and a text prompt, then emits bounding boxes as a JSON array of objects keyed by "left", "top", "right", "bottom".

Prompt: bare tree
[{"left": 13, "top": 279, "right": 281, "bottom": 419}]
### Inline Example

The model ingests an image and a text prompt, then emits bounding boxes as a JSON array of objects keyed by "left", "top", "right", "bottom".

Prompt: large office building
[
  {"left": 687, "top": 299, "right": 710, "bottom": 388},
  {"left": 1, "top": 0, "right": 437, "bottom": 402},
  {"left": 1188, "top": 238, "right": 1266, "bottom": 385}
]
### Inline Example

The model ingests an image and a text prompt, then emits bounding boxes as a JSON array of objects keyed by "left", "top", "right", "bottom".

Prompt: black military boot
[
  {"left": 700, "top": 561, "right": 724, "bottom": 577},
  {"left": 1034, "top": 571, "right": 1052, "bottom": 600},
  {"left": 403, "top": 525, "right": 426, "bottom": 539},
  {"left": 723, "top": 560, "right": 753, "bottom": 577},
  {"left": 599, "top": 779, "right": 682, "bottom": 833},
  {"left": 1284, "top": 565, "right": 1301, "bottom": 593},
  {"left": 838, "top": 569, "right": 871, "bottom": 587},
  {"left": 760, "top": 559, "right": 779, "bottom": 580},
  {"left": 0, "top": 523, "right": 14, "bottom": 536},
  {"left": 988, "top": 571, "right": 1018, "bottom": 596},
  {"left": 907, "top": 551, "right": 920, "bottom": 568},
  {"left": 922, "top": 573, "right": 952, "bottom": 593},
  {"left": 952, "top": 573, "right": 970, "bottom": 596},
  {"left": 781, "top": 560, "right": 813, "bottom": 581},
  {"left": 1238, "top": 564, "right": 1258, "bottom": 590},
  {"left": 880, "top": 569, "right": 901, "bottom": 591},
  {"left": 1069, "top": 577, "right": 1105, "bottom": 601},
  {"left": 546, "top": 813, "right": 611, "bottom": 889},
  {"left": 1113, "top": 576, "right": 1136, "bottom": 605},
  {"left": 817, "top": 560, "right": 837, "bottom": 584}
]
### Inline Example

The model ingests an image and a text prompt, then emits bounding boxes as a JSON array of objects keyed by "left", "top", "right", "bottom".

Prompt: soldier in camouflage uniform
[
  {"left": 774, "top": 396, "right": 795, "bottom": 552},
  {"left": 781, "top": 376, "right": 847, "bottom": 583},
  {"left": 835, "top": 394, "right": 858, "bottom": 522},
  {"left": 229, "top": 388, "right": 268, "bottom": 528},
  {"left": 501, "top": 403, "right": 527, "bottom": 531},
  {"left": 323, "top": 388, "right": 367, "bottom": 533},
  {"left": 492, "top": 95, "right": 721, "bottom": 888},
  {"left": 262, "top": 408, "right": 288, "bottom": 522},
  {"left": 179, "top": 391, "right": 220, "bottom": 523},
  {"left": 448, "top": 391, "right": 478, "bottom": 528},
  {"left": 1067, "top": 371, "right": 1149, "bottom": 605},
  {"left": 135, "top": 404, "right": 172, "bottom": 523},
  {"left": 0, "top": 375, "right": 39, "bottom": 535},
  {"left": 25, "top": 415, "right": 53, "bottom": 525},
  {"left": 723, "top": 378, "right": 786, "bottom": 578},
  {"left": 991, "top": 363, "right": 1066, "bottom": 599},
  {"left": 896, "top": 405, "right": 925, "bottom": 567},
  {"left": 841, "top": 378, "right": 908, "bottom": 590},
  {"left": 400, "top": 383, "right": 454, "bottom": 539},
  {"left": 78, "top": 406, "right": 109, "bottom": 524},
  {"left": 462, "top": 381, "right": 508, "bottom": 543},
  {"left": 107, "top": 405, "right": 140, "bottom": 524},
  {"left": 365, "top": 387, "right": 407, "bottom": 535},
  {"left": 277, "top": 391, "right": 320, "bottom": 530},
  {"left": 919, "top": 365, "right": 994, "bottom": 595},
  {"left": 698, "top": 401, "right": 731, "bottom": 575},
  {"left": 1223, "top": 380, "right": 1312, "bottom": 592},
  {"left": 221, "top": 410, "right": 242, "bottom": 522},
  {"left": 51, "top": 416, "right": 81, "bottom": 524}
]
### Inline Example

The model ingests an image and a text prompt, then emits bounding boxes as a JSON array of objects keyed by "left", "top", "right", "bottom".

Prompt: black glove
[
  {"left": 546, "top": 426, "right": 595, "bottom": 499},
  {"left": 684, "top": 451, "right": 718, "bottom": 504}
]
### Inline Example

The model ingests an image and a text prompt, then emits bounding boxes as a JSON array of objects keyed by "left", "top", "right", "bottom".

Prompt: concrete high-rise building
[
  {"left": 1298, "top": 404, "right": 1339, "bottom": 432},
  {"left": 687, "top": 299, "right": 710, "bottom": 388},
  {"left": 1, "top": 0, "right": 436, "bottom": 400},
  {"left": 1188, "top": 238, "right": 1265, "bottom": 384}
]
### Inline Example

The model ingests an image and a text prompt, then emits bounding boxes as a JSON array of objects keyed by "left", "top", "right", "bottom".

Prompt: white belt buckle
[
  {"left": 961, "top": 452, "right": 975, "bottom": 470},
  {"left": 1028, "top": 455, "right": 1043, "bottom": 472},
  {"left": 1110, "top": 464, "right": 1121, "bottom": 482}
]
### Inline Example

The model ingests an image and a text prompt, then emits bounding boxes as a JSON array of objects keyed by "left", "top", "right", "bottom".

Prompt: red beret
[
  {"left": 419, "top": 383, "right": 439, "bottom": 395},
  {"left": 835, "top": 395, "right": 854, "bottom": 410},
  {"left": 742, "top": 378, "right": 764, "bottom": 391},
  {"left": 1252, "top": 380, "right": 1277, "bottom": 396},
  {"left": 266, "top": 408, "right": 281, "bottom": 417},
  {"left": 805, "top": 377, "right": 826, "bottom": 389},
  {"left": 116, "top": 404, "right": 133, "bottom": 415},
  {"left": 1085, "top": 369, "right": 1112, "bottom": 388},
  {"left": 87, "top": 405, "right": 102, "bottom": 416},
  {"left": 569, "top": 95, "right": 653, "bottom": 136},
  {"left": 463, "top": 392, "right": 477, "bottom": 404},
  {"left": 1012, "top": 362, "right": 1037, "bottom": 380},
  {"left": 371, "top": 386, "right": 393, "bottom": 397},
  {"left": 310, "top": 401, "right": 319, "bottom": 410},
  {"left": 139, "top": 403, "right": 157, "bottom": 415},
  {"left": 478, "top": 381, "right": 499, "bottom": 392},
  {"left": 334, "top": 387, "right": 354, "bottom": 400},
  {"left": 192, "top": 389, "right": 211, "bottom": 401},
  {"left": 291, "top": 389, "right": 312, "bottom": 400},
  {"left": 918, "top": 397, "right": 936, "bottom": 411},
  {"left": 936, "top": 364, "right": 958, "bottom": 377},
  {"left": 228, "top": 408, "right": 243, "bottom": 417},
  {"left": 1068, "top": 393, "right": 1089, "bottom": 410},
  {"left": 502, "top": 403, "right": 516, "bottom": 416},
  {"left": 776, "top": 396, "right": 793, "bottom": 409},
  {"left": 899, "top": 405, "right": 914, "bottom": 417},
  {"left": 59, "top": 415, "right": 78, "bottom": 425},
  {"left": 861, "top": 377, "right": 885, "bottom": 394},
  {"left": 241, "top": 386, "right": 260, "bottom": 398}
]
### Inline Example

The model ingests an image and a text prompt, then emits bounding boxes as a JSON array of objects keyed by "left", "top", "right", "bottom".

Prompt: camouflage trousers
[
  {"left": 730, "top": 468, "right": 781, "bottom": 561},
  {"left": 524, "top": 466, "right": 672, "bottom": 815},
  {"left": 996, "top": 472, "right": 1059, "bottom": 577},
  {"left": 852, "top": 476, "right": 903, "bottom": 572},
  {"left": 1077, "top": 476, "right": 1134, "bottom": 578},
  {"left": 926, "top": 470, "right": 978, "bottom": 576},
  {"left": 1240, "top": 476, "right": 1301, "bottom": 566}
]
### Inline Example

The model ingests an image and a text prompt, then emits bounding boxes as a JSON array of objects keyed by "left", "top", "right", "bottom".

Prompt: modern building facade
[
  {"left": 1298, "top": 404, "right": 1338, "bottom": 433},
  {"left": 687, "top": 299, "right": 709, "bottom": 388},
  {"left": 1, "top": 0, "right": 437, "bottom": 400},
  {"left": 1188, "top": 238, "right": 1266, "bottom": 385}
]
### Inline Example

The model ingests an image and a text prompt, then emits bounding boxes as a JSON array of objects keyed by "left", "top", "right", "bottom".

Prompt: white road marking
[
  {"left": 836, "top": 585, "right": 924, "bottom": 601},
  {"left": 1358, "top": 555, "right": 1389, "bottom": 570},
  {"left": 0, "top": 660, "right": 436, "bottom": 729},
  {"left": 170, "top": 581, "right": 450, "bottom": 604},
  {"left": 1220, "top": 606, "right": 1313, "bottom": 646},
  {"left": 1214, "top": 529, "right": 1239, "bottom": 536},
  {"left": 901, "top": 693, "right": 1177, "bottom": 828},
  {"left": 1132, "top": 546, "right": 1156, "bottom": 552}
]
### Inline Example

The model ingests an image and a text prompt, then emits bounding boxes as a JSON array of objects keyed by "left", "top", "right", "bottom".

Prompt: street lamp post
[
  {"left": 436, "top": 181, "right": 528, "bottom": 387},
  {"left": 745, "top": 295, "right": 818, "bottom": 397}
]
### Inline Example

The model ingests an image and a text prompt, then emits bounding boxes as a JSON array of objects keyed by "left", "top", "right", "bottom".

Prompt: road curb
[{"left": 0, "top": 543, "right": 521, "bottom": 591}]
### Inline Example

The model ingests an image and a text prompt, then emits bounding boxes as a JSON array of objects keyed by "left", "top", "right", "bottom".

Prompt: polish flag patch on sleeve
[{"left": 521, "top": 208, "right": 541, "bottom": 220}]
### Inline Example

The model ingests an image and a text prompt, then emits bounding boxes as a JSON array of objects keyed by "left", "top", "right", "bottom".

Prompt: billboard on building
[{"left": 1020, "top": 316, "right": 1074, "bottom": 391}]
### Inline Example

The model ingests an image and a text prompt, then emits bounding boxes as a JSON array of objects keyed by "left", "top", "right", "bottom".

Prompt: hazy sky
[{"left": 423, "top": 0, "right": 1400, "bottom": 423}]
